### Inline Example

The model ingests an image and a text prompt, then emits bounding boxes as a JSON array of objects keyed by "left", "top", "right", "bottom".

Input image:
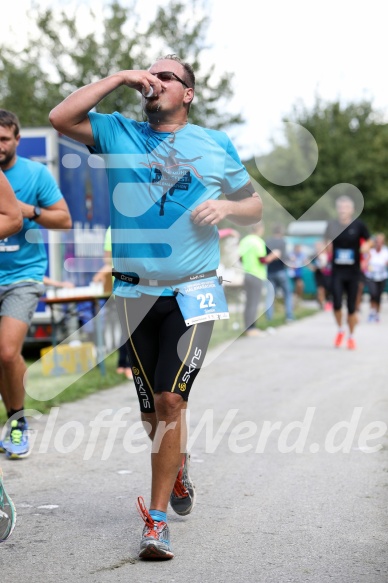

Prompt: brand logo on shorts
[
  {"left": 178, "top": 382, "right": 187, "bottom": 392},
  {"left": 181, "top": 347, "right": 202, "bottom": 383},
  {"left": 133, "top": 370, "right": 150, "bottom": 409}
]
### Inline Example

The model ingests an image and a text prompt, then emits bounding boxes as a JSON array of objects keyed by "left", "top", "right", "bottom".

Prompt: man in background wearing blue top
[
  {"left": 49, "top": 54, "right": 262, "bottom": 560},
  {"left": 0, "top": 109, "right": 72, "bottom": 460},
  {"left": 264, "top": 224, "right": 294, "bottom": 322}
]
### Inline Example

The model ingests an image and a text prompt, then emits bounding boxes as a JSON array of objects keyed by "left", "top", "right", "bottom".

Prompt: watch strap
[{"left": 32, "top": 206, "right": 41, "bottom": 220}]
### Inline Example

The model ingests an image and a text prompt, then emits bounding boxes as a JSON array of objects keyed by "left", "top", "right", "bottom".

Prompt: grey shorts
[{"left": 0, "top": 282, "right": 45, "bottom": 325}]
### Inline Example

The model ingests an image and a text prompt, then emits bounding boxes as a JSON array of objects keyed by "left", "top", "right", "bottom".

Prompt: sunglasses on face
[{"left": 150, "top": 71, "right": 189, "bottom": 88}]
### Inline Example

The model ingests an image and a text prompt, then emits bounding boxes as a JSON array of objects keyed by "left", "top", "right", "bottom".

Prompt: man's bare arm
[
  {"left": 19, "top": 198, "right": 72, "bottom": 230},
  {"left": 191, "top": 191, "right": 262, "bottom": 227},
  {"left": 49, "top": 71, "right": 164, "bottom": 145},
  {"left": 0, "top": 171, "right": 23, "bottom": 238}
]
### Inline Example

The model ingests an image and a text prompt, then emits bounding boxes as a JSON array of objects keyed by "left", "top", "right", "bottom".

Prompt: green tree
[
  {"left": 0, "top": 0, "right": 242, "bottom": 130},
  {"left": 246, "top": 97, "right": 388, "bottom": 232}
]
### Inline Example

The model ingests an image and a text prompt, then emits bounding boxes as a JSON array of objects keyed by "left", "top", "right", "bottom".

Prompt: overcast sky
[{"left": 2, "top": 0, "right": 388, "bottom": 159}]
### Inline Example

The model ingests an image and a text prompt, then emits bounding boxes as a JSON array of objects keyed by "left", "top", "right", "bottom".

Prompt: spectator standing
[
  {"left": 287, "top": 243, "right": 306, "bottom": 301},
  {"left": 310, "top": 241, "right": 332, "bottom": 310},
  {"left": 365, "top": 233, "right": 388, "bottom": 322},
  {"left": 238, "top": 222, "right": 267, "bottom": 336},
  {"left": 265, "top": 224, "right": 293, "bottom": 322},
  {"left": 355, "top": 237, "right": 369, "bottom": 313},
  {"left": 239, "top": 222, "right": 281, "bottom": 336}
]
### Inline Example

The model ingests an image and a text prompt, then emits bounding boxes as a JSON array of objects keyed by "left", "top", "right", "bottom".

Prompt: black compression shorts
[
  {"left": 115, "top": 295, "right": 214, "bottom": 413},
  {"left": 365, "top": 278, "right": 386, "bottom": 305},
  {"left": 331, "top": 270, "right": 360, "bottom": 314}
]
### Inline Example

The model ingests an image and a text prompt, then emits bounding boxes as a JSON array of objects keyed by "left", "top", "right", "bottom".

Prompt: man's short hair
[
  {"left": 335, "top": 195, "right": 355, "bottom": 209},
  {"left": 272, "top": 223, "right": 284, "bottom": 235},
  {"left": 157, "top": 54, "right": 196, "bottom": 89},
  {"left": 0, "top": 109, "right": 20, "bottom": 137}
]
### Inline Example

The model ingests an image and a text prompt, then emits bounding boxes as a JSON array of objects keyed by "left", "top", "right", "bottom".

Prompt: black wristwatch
[{"left": 32, "top": 206, "right": 42, "bottom": 220}]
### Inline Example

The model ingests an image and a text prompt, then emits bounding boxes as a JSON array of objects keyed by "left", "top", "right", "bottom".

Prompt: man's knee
[
  {"left": 154, "top": 392, "right": 186, "bottom": 421},
  {"left": 0, "top": 342, "right": 22, "bottom": 366}
]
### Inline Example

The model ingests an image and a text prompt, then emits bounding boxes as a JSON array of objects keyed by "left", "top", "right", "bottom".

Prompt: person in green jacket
[{"left": 239, "top": 222, "right": 278, "bottom": 336}]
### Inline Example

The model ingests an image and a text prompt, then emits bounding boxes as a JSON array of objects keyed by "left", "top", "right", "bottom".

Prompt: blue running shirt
[
  {"left": 88, "top": 112, "right": 250, "bottom": 297},
  {"left": 0, "top": 157, "right": 63, "bottom": 284}
]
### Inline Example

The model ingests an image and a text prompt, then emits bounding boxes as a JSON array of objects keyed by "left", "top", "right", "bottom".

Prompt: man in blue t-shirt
[
  {"left": 0, "top": 109, "right": 72, "bottom": 460},
  {"left": 50, "top": 55, "right": 262, "bottom": 560}
]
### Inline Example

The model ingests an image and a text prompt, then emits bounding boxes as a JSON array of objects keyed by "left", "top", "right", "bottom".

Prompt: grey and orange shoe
[
  {"left": 136, "top": 497, "right": 173, "bottom": 560},
  {"left": 170, "top": 453, "right": 196, "bottom": 516}
]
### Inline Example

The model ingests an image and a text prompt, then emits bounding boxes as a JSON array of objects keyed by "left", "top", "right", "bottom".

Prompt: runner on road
[
  {"left": 49, "top": 54, "right": 262, "bottom": 560},
  {"left": 325, "top": 195, "right": 373, "bottom": 350}
]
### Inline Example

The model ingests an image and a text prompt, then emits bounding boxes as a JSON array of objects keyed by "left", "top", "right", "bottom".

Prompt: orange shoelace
[
  {"left": 172, "top": 467, "right": 189, "bottom": 498},
  {"left": 136, "top": 496, "right": 166, "bottom": 538}
]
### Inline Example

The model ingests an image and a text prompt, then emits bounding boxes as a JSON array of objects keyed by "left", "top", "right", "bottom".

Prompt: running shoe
[
  {"left": 4, "top": 420, "right": 30, "bottom": 460},
  {"left": 347, "top": 337, "right": 356, "bottom": 350},
  {"left": 136, "top": 496, "right": 173, "bottom": 560},
  {"left": 244, "top": 328, "right": 263, "bottom": 337},
  {"left": 0, "top": 468, "right": 16, "bottom": 543},
  {"left": 170, "top": 453, "right": 196, "bottom": 516},
  {"left": 334, "top": 331, "right": 345, "bottom": 348}
]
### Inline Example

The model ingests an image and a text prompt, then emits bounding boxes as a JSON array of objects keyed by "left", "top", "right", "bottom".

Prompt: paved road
[{"left": 1, "top": 300, "right": 387, "bottom": 582}]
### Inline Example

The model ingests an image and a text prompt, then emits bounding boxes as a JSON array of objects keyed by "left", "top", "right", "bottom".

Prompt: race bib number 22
[{"left": 175, "top": 276, "right": 229, "bottom": 326}]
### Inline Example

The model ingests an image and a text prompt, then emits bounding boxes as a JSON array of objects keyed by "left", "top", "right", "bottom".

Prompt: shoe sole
[
  {"left": 5, "top": 449, "right": 31, "bottom": 460},
  {"left": 139, "top": 543, "right": 174, "bottom": 560}
]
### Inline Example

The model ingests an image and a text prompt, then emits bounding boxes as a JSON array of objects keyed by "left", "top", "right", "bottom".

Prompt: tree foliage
[
  {"left": 0, "top": 0, "right": 243, "bottom": 130},
  {"left": 245, "top": 97, "right": 388, "bottom": 233}
]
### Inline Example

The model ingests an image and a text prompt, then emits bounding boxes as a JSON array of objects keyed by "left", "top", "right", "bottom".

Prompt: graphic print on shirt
[
  {"left": 0, "top": 237, "right": 20, "bottom": 252},
  {"left": 141, "top": 145, "right": 203, "bottom": 215}
]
